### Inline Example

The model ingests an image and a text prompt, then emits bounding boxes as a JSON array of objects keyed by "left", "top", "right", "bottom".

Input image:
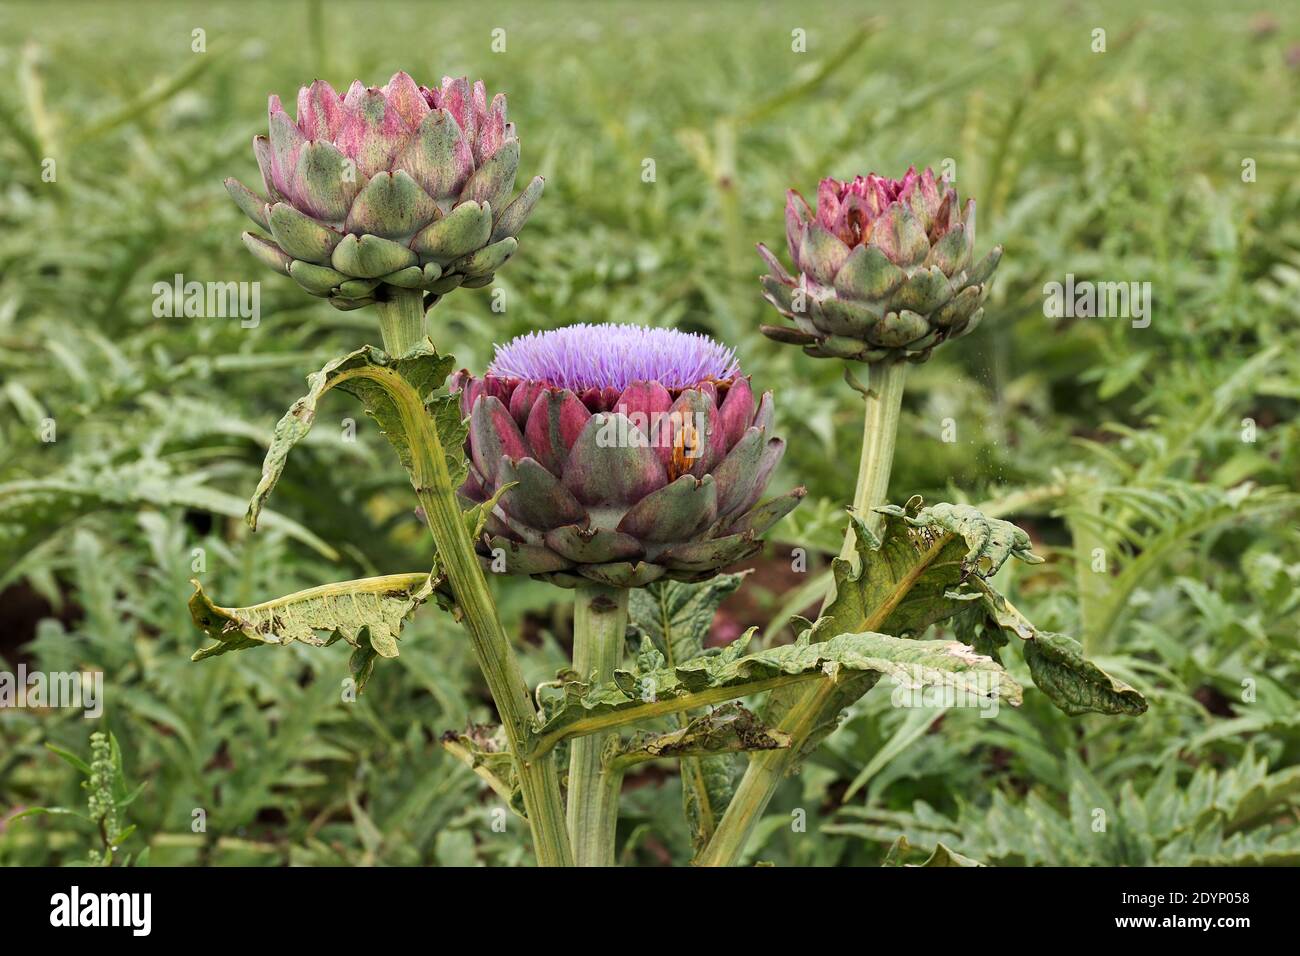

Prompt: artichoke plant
[
  {"left": 225, "top": 72, "right": 542, "bottom": 311},
  {"left": 759, "top": 166, "right": 1001, "bottom": 364},
  {"left": 453, "top": 324, "right": 804, "bottom": 588}
]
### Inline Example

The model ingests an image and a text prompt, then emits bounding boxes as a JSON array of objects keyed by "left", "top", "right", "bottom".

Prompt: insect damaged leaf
[
  {"left": 611, "top": 703, "right": 791, "bottom": 767},
  {"left": 822, "top": 496, "right": 1043, "bottom": 640},
  {"left": 441, "top": 724, "right": 526, "bottom": 819},
  {"left": 535, "top": 628, "right": 1021, "bottom": 749},
  {"left": 971, "top": 582, "right": 1147, "bottom": 717},
  {"left": 247, "top": 343, "right": 466, "bottom": 530},
  {"left": 760, "top": 497, "right": 1042, "bottom": 766},
  {"left": 189, "top": 572, "right": 434, "bottom": 689}
]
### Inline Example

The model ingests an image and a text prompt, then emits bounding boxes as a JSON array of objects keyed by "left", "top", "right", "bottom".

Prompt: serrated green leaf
[
  {"left": 629, "top": 572, "right": 747, "bottom": 667},
  {"left": 533, "top": 629, "right": 1020, "bottom": 753},
  {"left": 188, "top": 572, "right": 434, "bottom": 688},
  {"left": 0, "top": 456, "right": 336, "bottom": 586},
  {"left": 441, "top": 724, "right": 526, "bottom": 819},
  {"left": 247, "top": 343, "right": 464, "bottom": 529},
  {"left": 824, "top": 497, "right": 1042, "bottom": 640},
  {"left": 628, "top": 574, "right": 748, "bottom": 849}
]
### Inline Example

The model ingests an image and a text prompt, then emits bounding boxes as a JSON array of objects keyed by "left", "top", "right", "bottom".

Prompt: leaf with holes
[
  {"left": 247, "top": 344, "right": 465, "bottom": 530},
  {"left": 189, "top": 572, "right": 434, "bottom": 688},
  {"left": 533, "top": 628, "right": 1020, "bottom": 753}
]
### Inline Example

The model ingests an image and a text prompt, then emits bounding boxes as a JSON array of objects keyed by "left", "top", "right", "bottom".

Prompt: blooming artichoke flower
[
  {"left": 453, "top": 324, "right": 805, "bottom": 588},
  {"left": 759, "top": 167, "right": 1001, "bottom": 364},
  {"left": 225, "top": 72, "right": 542, "bottom": 310}
]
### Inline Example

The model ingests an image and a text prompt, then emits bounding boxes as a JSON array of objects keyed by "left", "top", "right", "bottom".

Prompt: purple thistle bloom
[
  {"left": 488, "top": 323, "right": 741, "bottom": 392},
  {"left": 453, "top": 324, "right": 802, "bottom": 589}
]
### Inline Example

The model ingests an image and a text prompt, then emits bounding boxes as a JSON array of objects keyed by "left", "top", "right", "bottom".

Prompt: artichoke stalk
[{"left": 222, "top": 74, "right": 572, "bottom": 866}]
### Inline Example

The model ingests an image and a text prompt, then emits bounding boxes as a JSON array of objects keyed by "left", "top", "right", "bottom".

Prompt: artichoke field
[{"left": 1, "top": 0, "right": 1298, "bottom": 872}]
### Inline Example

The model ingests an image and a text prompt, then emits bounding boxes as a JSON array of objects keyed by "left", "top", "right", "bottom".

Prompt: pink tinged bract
[
  {"left": 760, "top": 165, "right": 1001, "bottom": 364},
  {"left": 452, "top": 325, "right": 803, "bottom": 587},
  {"left": 227, "top": 71, "right": 542, "bottom": 303}
]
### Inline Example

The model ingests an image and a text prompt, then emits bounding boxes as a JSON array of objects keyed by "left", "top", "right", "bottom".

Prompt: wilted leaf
[
  {"left": 247, "top": 344, "right": 465, "bottom": 530},
  {"left": 974, "top": 582, "right": 1147, "bottom": 717},
  {"left": 188, "top": 572, "right": 434, "bottom": 688},
  {"left": 441, "top": 724, "right": 525, "bottom": 818},
  {"left": 882, "top": 834, "right": 984, "bottom": 867},
  {"left": 611, "top": 703, "right": 790, "bottom": 767}
]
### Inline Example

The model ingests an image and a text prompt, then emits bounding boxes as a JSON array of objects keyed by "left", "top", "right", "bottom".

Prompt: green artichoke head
[
  {"left": 759, "top": 167, "right": 1001, "bottom": 364},
  {"left": 225, "top": 72, "right": 543, "bottom": 311}
]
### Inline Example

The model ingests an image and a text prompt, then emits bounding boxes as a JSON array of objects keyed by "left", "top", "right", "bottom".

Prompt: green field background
[{"left": 1, "top": 0, "right": 1298, "bottom": 866}]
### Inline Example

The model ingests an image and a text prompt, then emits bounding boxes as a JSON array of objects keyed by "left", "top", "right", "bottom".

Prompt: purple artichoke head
[
  {"left": 225, "top": 72, "right": 543, "bottom": 310},
  {"left": 760, "top": 166, "right": 1001, "bottom": 364},
  {"left": 454, "top": 324, "right": 805, "bottom": 588}
]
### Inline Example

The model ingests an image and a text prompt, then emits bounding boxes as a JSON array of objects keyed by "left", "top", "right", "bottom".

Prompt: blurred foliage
[{"left": 1, "top": 0, "right": 1298, "bottom": 866}]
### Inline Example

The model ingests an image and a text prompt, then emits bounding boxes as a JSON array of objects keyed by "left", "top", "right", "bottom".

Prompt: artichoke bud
[
  {"left": 760, "top": 167, "right": 1002, "bottom": 364},
  {"left": 225, "top": 73, "right": 542, "bottom": 309}
]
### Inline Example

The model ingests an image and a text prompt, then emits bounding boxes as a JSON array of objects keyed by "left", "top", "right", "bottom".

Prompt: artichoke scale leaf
[
  {"left": 491, "top": 174, "right": 544, "bottom": 242},
  {"left": 331, "top": 232, "right": 418, "bottom": 278},
  {"left": 224, "top": 177, "right": 271, "bottom": 231},
  {"left": 240, "top": 232, "right": 292, "bottom": 275},
  {"left": 411, "top": 200, "right": 492, "bottom": 262},
  {"left": 268, "top": 202, "right": 342, "bottom": 263}
]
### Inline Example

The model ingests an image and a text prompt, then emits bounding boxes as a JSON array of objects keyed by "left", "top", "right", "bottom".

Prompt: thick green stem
[
  {"left": 375, "top": 289, "right": 427, "bottom": 358},
  {"left": 379, "top": 288, "right": 572, "bottom": 866},
  {"left": 838, "top": 360, "right": 909, "bottom": 565},
  {"left": 566, "top": 584, "right": 629, "bottom": 866},
  {"left": 695, "top": 360, "right": 909, "bottom": 867}
]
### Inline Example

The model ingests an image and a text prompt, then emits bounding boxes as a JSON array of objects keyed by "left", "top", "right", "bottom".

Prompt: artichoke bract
[
  {"left": 225, "top": 72, "right": 542, "bottom": 310},
  {"left": 759, "top": 167, "right": 1001, "bottom": 364},
  {"left": 453, "top": 324, "right": 805, "bottom": 589}
]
